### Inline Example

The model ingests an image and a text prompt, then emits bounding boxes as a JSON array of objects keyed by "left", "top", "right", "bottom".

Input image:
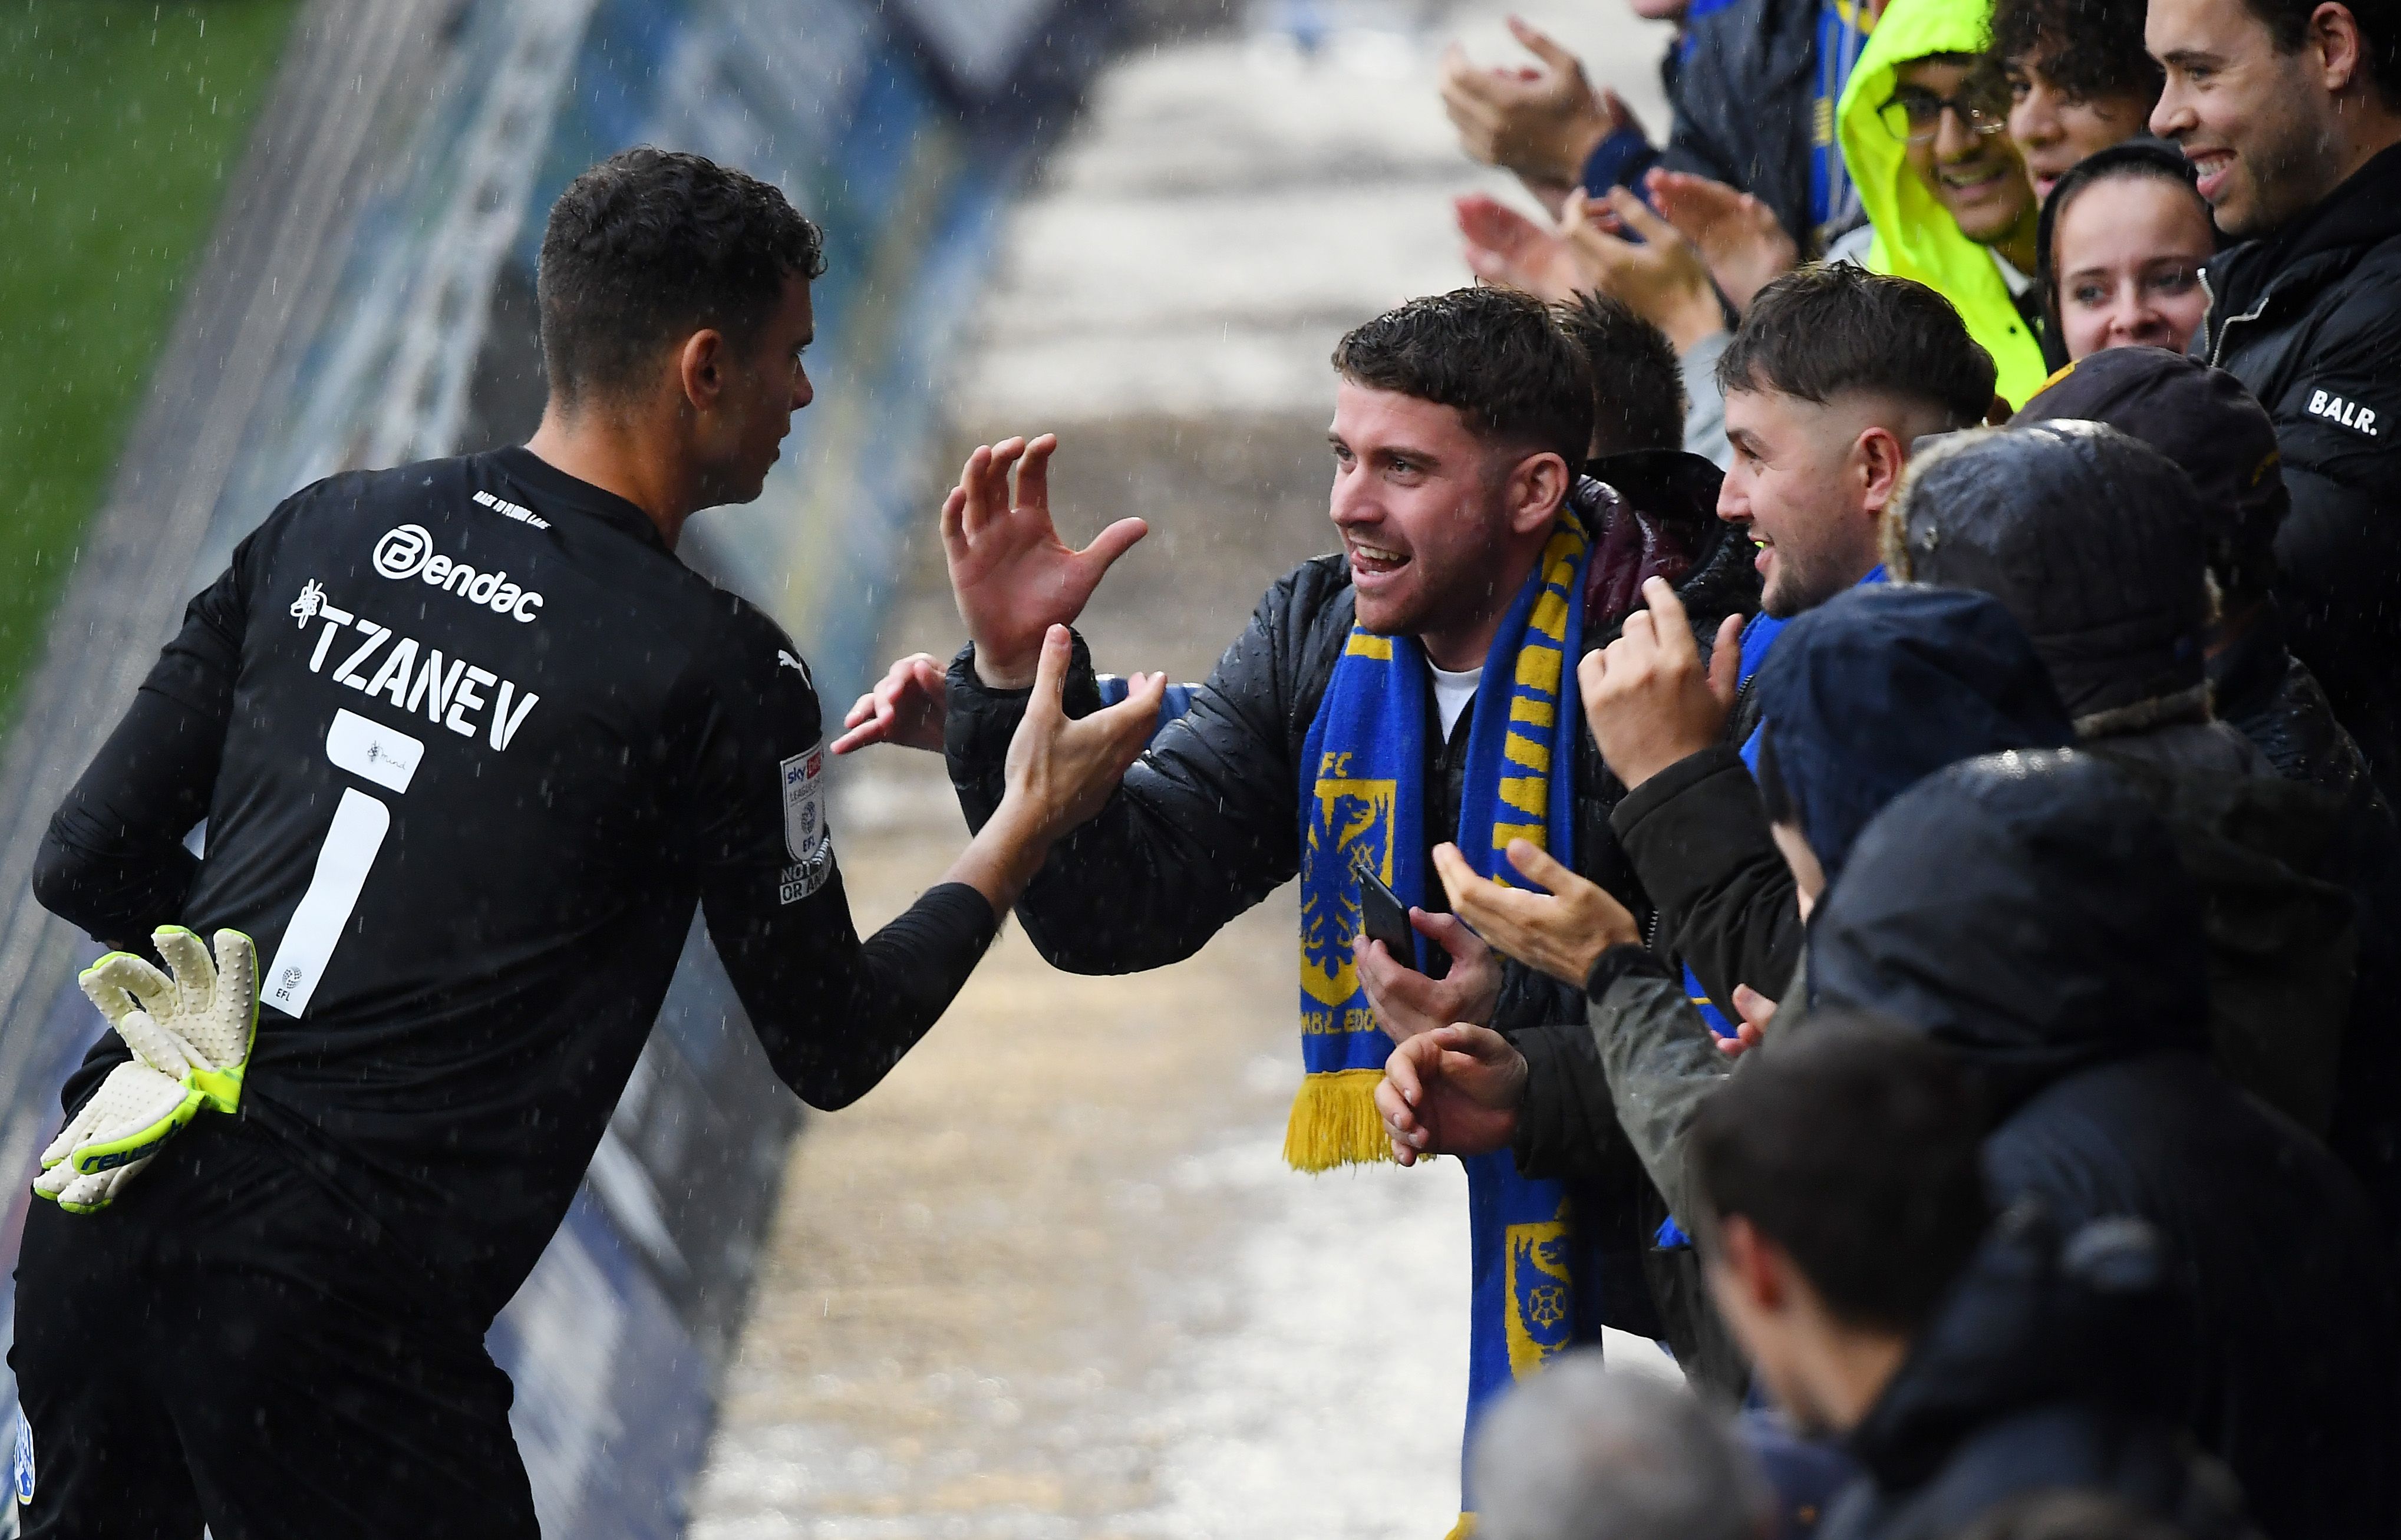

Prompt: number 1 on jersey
[{"left": 263, "top": 708, "right": 424, "bottom": 1017}]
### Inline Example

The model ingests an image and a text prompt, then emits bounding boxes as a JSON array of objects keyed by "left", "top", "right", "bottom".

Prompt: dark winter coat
[
  {"left": 2214, "top": 609, "right": 2401, "bottom": 1234},
  {"left": 2201, "top": 140, "right": 2401, "bottom": 811},
  {"left": 1819, "top": 1204, "right": 2256, "bottom": 1540},
  {"left": 2212, "top": 607, "right": 2384, "bottom": 803},
  {"left": 1750, "top": 587, "right": 2077, "bottom": 888},
  {"left": 1887, "top": 425, "right": 2366, "bottom": 1137},
  {"left": 1662, "top": 0, "right": 1824, "bottom": 255},
  {"left": 1515, "top": 588, "right": 2075, "bottom": 1227},
  {"left": 1601, "top": 582, "right": 2075, "bottom": 1023},
  {"left": 1812, "top": 751, "right": 2400, "bottom": 1540},
  {"left": 941, "top": 454, "right": 1759, "bottom": 1381}
]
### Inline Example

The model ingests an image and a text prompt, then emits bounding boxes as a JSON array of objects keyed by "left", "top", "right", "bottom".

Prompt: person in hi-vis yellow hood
[{"left": 1835, "top": 0, "right": 2050, "bottom": 405}]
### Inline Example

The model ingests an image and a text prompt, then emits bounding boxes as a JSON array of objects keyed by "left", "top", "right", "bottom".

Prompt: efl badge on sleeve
[
  {"left": 778, "top": 745, "right": 832, "bottom": 904},
  {"left": 14, "top": 1407, "right": 35, "bottom": 1505}
]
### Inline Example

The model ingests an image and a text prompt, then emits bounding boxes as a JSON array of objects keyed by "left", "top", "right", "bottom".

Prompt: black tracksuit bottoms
[{"left": 8, "top": 1120, "right": 538, "bottom": 1539}]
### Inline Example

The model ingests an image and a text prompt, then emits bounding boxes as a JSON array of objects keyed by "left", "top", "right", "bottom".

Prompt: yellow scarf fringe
[{"left": 1281, "top": 1067, "right": 1394, "bottom": 1172}]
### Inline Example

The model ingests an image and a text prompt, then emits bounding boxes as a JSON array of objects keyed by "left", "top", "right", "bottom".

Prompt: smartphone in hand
[{"left": 1353, "top": 855, "right": 1420, "bottom": 971}]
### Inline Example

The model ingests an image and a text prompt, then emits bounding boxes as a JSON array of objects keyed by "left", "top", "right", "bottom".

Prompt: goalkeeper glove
[
  {"left": 34, "top": 1058, "right": 193, "bottom": 1213},
  {"left": 32, "top": 928, "right": 258, "bottom": 1213}
]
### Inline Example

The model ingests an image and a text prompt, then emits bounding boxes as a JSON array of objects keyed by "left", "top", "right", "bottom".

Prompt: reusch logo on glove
[{"left": 372, "top": 523, "right": 545, "bottom": 622}]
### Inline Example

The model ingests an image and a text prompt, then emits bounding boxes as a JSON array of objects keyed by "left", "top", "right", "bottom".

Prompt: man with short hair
[
  {"left": 1585, "top": 263, "right": 1993, "bottom": 1015},
  {"left": 12, "top": 146, "right": 1160, "bottom": 1537},
  {"left": 1689, "top": 1023, "right": 2258, "bottom": 1540},
  {"left": 2148, "top": 0, "right": 2401, "bottom": 803},
  {"left": 912, "top": 285, "right": 1759, "bottom": 1516},
  {"left": 1554, "top": 290, "right": 1690, "bottom": 457}
]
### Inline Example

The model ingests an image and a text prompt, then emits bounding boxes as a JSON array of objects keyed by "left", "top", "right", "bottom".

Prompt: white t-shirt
[{"left": 1430, "top": 664, "right": 1482, "bottom": 740}]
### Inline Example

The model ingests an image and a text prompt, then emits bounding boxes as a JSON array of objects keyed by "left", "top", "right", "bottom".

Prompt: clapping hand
[
  {"left": 944, "top": 434, "right": 1147, "bottom": 691},
  {"left": 1439, "top": 18, "right": 1635, "bottom": 212},
  {"left": 1644, "top": 169, "right": 1798, "bottom": 316},
  {"left": 1431, "top": 839, "right": 1640, "bottom": 987},
  {"left": 1559, "top": 187, "right": 1726, "bottom": 351},
  {"left": 1455, "top": 194, "right": 1584, "bottom": 302},
  {"left": 1378, "top": 1024, "right": 1529, "bottom": 1165}
]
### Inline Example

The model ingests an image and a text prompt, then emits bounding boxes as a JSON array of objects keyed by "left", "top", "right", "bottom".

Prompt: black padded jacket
[{"left": 2201, "top": 141, "right": 2401, "bottom": 810}]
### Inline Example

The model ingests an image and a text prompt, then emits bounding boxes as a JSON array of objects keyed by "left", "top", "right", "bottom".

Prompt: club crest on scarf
[
  {"left": 1300, "top": 774, "right": 1398, "bottom": 1016},
  {"left": 1503, "top": 1201, "right": 1577, "bottom": 1376}
]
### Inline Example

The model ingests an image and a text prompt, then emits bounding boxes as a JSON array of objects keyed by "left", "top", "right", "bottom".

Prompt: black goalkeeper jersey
[{"left": 35, "top": 446, "right": 996, "bottom": 1314}]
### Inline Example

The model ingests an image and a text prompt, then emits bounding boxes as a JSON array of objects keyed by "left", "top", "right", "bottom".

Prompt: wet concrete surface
[{"left": 688, "top": 4, "right": 1677, "bottom": 1534}]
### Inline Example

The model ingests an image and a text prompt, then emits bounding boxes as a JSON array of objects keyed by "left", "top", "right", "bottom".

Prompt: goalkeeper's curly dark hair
[
  {"left": 538, "top": 146, "right": 826, "bottom": 407},
  {"left": 1990, "top": 0, "right": 2162, "bottom": 106}
]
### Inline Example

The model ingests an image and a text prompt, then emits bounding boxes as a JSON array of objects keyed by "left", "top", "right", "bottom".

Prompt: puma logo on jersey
[
  {"left": 2307, "top": 389, "right": 2380, "bottom": 438},
  {"left": 777, "top": 649, "right": 812, "bottom": 686},
  {"left": 471, "top": 489, "right": 550, "bottom": 530},
  {"left": 294, "top": 582, "right": 541, "bottom": 750},
  {"left": 372, "top": 524, "right": 545, "bottom": 622}
]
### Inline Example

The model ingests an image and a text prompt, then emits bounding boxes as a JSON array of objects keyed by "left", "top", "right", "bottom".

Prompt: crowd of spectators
[
  {"left": 1412, "top": 0, "right": 2401, "bottom": 1532},
  {"left": 838, "top": 0, "right": 2401, "bottom": 1533}
]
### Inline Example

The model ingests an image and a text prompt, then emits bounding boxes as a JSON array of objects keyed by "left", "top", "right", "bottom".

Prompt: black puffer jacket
[
  {"left": 1821, "top": 1205, "right": 2255, "bottom": 1540},
  {"left": 943, "top": 453, "right": 1758, "bottom": 1364},
  {"left": 2201, "top": 140, "right": 2401, "bottom": 809},
  {"left": 1888, "top": 425, "right": 2362, "bottom": 1138},
  {"left": 1812, "top": 751, "right": 2399, "bottom": 1540},
  {"left": 2212, "top": 606, "right": 2384, "bottom": 803}
]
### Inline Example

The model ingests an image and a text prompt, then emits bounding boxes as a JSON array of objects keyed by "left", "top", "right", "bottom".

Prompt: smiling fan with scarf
[{"left": 1295, "top": 509, "right": 1595, "bottom": 1529}]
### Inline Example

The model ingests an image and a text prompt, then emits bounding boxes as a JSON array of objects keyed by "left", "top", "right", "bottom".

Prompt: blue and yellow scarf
[{"left": 1292, "top": 513, "right": 1594, "bottom": 1528}]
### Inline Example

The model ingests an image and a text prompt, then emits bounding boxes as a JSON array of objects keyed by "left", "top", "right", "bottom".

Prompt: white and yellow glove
[
  {"left": 34, "top": 1058, "right": 193, "bottom": 1212},
  {"left": 33, "top": 928, "right": 258, "bottom": 1214}
]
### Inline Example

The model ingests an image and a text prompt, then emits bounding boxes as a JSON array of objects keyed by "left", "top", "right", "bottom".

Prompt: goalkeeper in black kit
[{"left": 11, "top": 146, "right": 1164, "bottom": 1540}]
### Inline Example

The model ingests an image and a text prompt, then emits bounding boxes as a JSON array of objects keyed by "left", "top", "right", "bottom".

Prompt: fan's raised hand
[{"left": 941, "top": 433, "right": 1148, "bottom": 690}]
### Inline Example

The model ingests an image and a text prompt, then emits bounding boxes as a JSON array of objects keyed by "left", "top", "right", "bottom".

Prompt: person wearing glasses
[{"left": 1832, "top": 0, "right": 2049, "bottom": 405}]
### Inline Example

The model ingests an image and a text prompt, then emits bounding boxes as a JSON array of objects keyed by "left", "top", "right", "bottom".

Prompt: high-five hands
[
  {"left": 1355, "top": 908, "right": 1502, "bottom": 1043},
  {"left": 1578, "top": 577, "right": 1744, "bottom": 791},
  {"left": 1432, "top": 840, "right": 1640, "bottom": 987},
  {"left": 926, "top": 625, "right": 1161, "bottom": 920},
  {"left": 1000, "top": 624, "right": 1163, "bottom": 848},
  {"left": 833, "top": 653, "right": 946, "bottom": 755},
  {"left": 945, "top": 434, "right": 1146, "bottom": 691},
  {"left": 1378, "top": 1024, "right": 1529, "bottom": 1165}
]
